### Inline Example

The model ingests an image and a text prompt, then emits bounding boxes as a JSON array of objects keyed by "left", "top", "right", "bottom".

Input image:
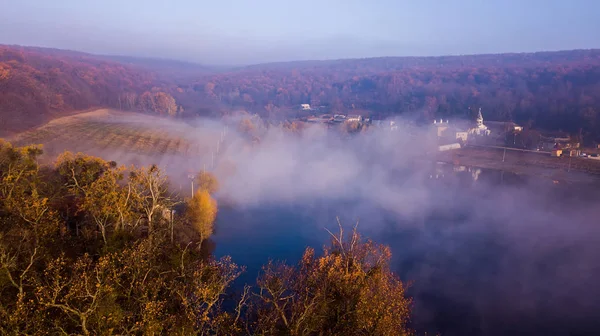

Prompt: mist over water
[{"left": 33, "top": 113, "right": 600, "bottom": 335}]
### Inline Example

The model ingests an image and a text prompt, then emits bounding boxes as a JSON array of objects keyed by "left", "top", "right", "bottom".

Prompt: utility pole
[
  {"left": 188, "top": 173, "right": 195, "bottom": 197},
  {"left": 502, "top": 148, "right": 506, "bottom": 162},
  {"left": 568, "top": 156, "right": 572, "bottom": 172},
  {"left": 170, "top": 209, "right": 175, "bottom": 243}
]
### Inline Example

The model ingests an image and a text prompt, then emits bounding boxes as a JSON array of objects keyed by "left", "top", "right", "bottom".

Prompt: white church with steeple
[{"left": 468, "top": 108, "right": 491, "bottom": 136}]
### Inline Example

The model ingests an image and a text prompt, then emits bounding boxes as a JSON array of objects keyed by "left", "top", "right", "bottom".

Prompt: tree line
[
  {"left": 3, "top": 45, "right": 600, "bottom": 142},
  {"left": 4, "top": 45, "right": 600, "bottom": 142},
  {"left": 180, "top": 50, "right": 600, "bottom": 141},
  {"left": 0, "top": 139, "right": 412, "bottom": 335}
]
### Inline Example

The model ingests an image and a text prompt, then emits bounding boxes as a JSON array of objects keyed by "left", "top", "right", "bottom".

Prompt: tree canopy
[{"left": 0, "top": 141, "right": 413, "bottom": 335}]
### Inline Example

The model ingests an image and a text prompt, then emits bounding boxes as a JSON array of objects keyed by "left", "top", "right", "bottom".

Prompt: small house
[
  {"left": 563, "top": 149, "right": 580, "bottom": 157},
  {"left": 333, "top": 114, "right": 347, "bottom": 123},
  {"left": 455, "top": 131, "right": 469, "bottom": 142},
  {"left": 439, "top": 143, "right": 462, "bottom": 151},
  {"left": 346, "top": 115, "right": 363, "bottom": 122}
]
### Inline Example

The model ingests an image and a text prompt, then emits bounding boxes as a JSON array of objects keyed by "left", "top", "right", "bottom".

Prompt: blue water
[{"left": 213, "top": 167, "right": 600, "bottom": 336}]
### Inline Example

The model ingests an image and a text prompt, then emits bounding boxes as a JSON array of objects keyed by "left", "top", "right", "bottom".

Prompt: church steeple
[{"left": 476, "top": 108, "right": 483, "bottom": 127}]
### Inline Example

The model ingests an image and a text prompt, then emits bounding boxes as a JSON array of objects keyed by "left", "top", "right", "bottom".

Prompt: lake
[{"left": 214, "top": 164, "right": 600, "bottom": 336}]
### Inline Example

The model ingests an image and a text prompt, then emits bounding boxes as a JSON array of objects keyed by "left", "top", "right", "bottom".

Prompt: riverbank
[{"left": 436, "top": 146, "right": 600, "bottom": 184}]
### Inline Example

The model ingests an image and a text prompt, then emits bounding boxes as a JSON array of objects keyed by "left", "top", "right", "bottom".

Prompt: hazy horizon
[{"left": 2, "top": 0, "right": 599, "bottom": 65}]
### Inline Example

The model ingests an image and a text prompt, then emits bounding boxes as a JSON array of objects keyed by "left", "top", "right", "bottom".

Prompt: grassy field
[{"left": 12, "top": 109, "right": 184, "bottom": 154}]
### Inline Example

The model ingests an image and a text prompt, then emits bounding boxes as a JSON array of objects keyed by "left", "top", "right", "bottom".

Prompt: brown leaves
[{"left": 254, "top": 227, "right": 412, "bottom": 336}]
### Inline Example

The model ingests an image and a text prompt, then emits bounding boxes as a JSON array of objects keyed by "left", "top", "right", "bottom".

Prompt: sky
[{"left": 1, "top": 0, "right": 599, "bottom": 65}]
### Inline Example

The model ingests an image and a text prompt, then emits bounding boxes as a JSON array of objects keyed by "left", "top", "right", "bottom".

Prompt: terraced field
[{"left": 7, "top": 109, "right": 226, "bottom": 173}]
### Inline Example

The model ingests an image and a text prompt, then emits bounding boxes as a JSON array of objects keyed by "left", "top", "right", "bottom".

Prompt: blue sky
[{"left": 1, "top": 0, "right": 599, "bottom": 65}]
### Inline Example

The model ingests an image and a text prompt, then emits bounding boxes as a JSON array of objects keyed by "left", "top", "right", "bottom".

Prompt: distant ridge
[
  {"left": 238, "top": 48, "right": 600, "bottom": 72},
  {"left": 3, "top": 44, "right": 600, "bottom": 142},
  {"left": 5, "top": 43, "right": 600, "bottom": 71},
  {"left": 96, "top": 54, "right": 221, "bottom": 77}
]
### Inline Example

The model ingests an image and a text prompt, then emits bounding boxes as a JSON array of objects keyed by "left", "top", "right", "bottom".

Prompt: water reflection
[
  {"left": 213, "top": 164, "right": 600, "bottom": 336},
  {"left": 431, "top": 163, "right": 482, "bottom": 181}
]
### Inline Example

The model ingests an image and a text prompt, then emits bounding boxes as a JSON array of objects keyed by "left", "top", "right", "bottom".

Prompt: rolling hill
[
  {"left": 3, "top": 45, "right": 600, "bottom": 141},
  {"left": 0, "top": 45, "right": 171, "bottom": 135}
]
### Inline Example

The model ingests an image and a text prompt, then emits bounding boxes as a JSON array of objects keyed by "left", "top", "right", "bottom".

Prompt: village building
[
  {"left": 305, "top": 114, "right": 332, "bottom": 123},
  {"left": 346, "top": 114, "right": 363, "bottom": 123},
  {"left": 486, "top": 121, "right": 523, "bottom": 133},
  {"left": 431, "top": 118, "right": 470, "bottom": 143},
  {"left": 333, "top": 114, "right": 347, "bottom": 123},
  {"left": 372, "top": 119, "right": 398, "bottom": 131},
  {"left": 455, "top": 131, "right": 469, "bottom": 142},
  {"left": 432, "top": 119, "right": 450, "bottom": 137},
  {"left": 467, "top": 108, "right": 491, "bottom": 136}
]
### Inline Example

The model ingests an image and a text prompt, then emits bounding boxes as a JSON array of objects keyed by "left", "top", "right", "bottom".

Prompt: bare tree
[{"left": 129, "top": 165, "right": 172, "bottom": 233}]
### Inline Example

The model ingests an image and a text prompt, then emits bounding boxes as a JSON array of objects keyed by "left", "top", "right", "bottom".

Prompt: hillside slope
[{"left": 0, "top": 45, "right": 162, "bottom": 135}]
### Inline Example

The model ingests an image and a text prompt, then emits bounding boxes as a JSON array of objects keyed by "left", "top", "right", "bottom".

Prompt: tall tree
[
  {"left": 81, "top": 166, "right": 137, "bottom": 244},
  {"left": 129, "top": 164, "right": 172, "bottom": 233},
  {"left": 186, "top": 190, "right": 217, "bottom": 243},
  {"left": 153, "top": 92, "right": 178, "bottom": 117}
]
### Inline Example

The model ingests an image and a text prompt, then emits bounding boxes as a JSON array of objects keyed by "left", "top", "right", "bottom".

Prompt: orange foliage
[{"left": 0, "top": 45, "right": 160, "bottom": 133}]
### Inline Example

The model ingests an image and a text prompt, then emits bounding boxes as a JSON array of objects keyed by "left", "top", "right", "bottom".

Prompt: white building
[
  {"left": 456, "top": 131, "right": 469, "bottom": 142},
  {"left": 468, "top": 108, "right": 491, "bottom": 136},
  {"left": 346, "top": 114, "right": 363, "bottom": 122},
  {"left": 333, "top": 114, "right": 347, "bottom": 122},
  {"left": 300, "top": 104, "right": 311, "bottom": 110},
  {"left": 438, "top": 143, "right": 461, "bottom": 151}
]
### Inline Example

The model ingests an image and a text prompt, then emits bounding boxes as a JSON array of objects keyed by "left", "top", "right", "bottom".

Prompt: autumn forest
[
  {"left": 2, "top": 45, "right": 600, "bottom": 141},
  {"left": 2, "top": 44, "right": 600, "bottom": 335},
  {"left": 0, "top": 140, "right": 412, "bottom": 335}
]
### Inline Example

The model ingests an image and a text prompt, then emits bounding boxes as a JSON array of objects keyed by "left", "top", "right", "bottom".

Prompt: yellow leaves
[
  {"left": 0, "top": 141, "right": 43, "bottom": 200},
  {"left": 55, "top": 152, "right": 110, "bottom": 196},
  {"left": 195, "top": 171, "right": 219, "bottom": 194},
  {"left": 153, "top": 91, "right": 178, "bottom": 117},
  {"left": 0, "top": 62, "right": 11, "bottom": 81},
  {"left": 0, "top": 140, "right": 412, "bottom": 335},
  {"left": 186, "top": 190, "right": 217, "bottom": 241}
]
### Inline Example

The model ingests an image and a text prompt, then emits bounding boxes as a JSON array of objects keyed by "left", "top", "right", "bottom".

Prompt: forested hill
[
  {"left": 0, "top": 45, "right": 176, "bottom": 135},
  {"left": 3, "top": 45, "right": 600, "bottom": 141},
  {"left": 186, "top": 49, "right": 600, "bottom": 139}
]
